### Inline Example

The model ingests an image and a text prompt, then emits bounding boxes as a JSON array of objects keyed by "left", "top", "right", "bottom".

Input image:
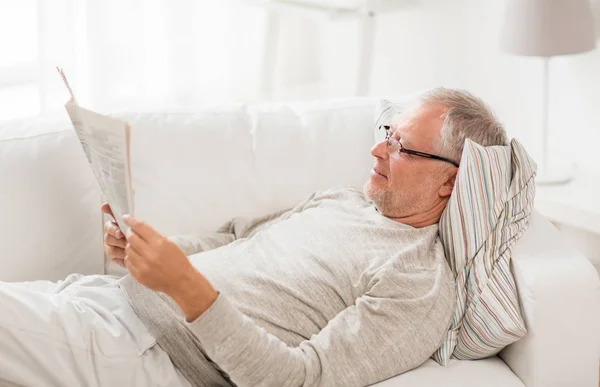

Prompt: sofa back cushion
[
  {"left": 1, "top": 98, "right": 381, "bottom": 280},
  {"left": 0, "top": 115, "right": 104, "bottom": 281},
  {"left": 117, "top": 99, "right": 377, "bottom": 238}
]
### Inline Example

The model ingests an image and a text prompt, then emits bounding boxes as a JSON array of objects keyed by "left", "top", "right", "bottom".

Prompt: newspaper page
[{"left": 58, "top": 68, "right": 134, "bottom": 235}]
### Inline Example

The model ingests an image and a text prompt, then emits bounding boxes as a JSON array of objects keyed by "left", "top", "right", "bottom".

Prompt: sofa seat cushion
[{"left": 372, "top": 357, "right": 525, "bottom": 387}]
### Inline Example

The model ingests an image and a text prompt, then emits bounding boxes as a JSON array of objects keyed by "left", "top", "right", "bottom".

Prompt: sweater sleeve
[
  {"left": 186, "top": 266, "right": 455, "bottom": 387},
  {"left": 167, "top": 231, "right": 236, "bottom": 256},
  {"left": 168, "top": 209, "right": 296, "bottom": 256},
  {"left": 169, "top": 192, "right": 318, "bottom": 256}
]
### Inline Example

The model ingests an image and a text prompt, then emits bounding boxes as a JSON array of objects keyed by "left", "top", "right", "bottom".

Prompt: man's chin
[{"left": 363, "top": 181, "right": 382, "bottom": 203}]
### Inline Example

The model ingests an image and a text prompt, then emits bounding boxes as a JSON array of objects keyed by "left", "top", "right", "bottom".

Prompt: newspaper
[{"left": 58, "top": 67, "right": 135, "bottom": 235}]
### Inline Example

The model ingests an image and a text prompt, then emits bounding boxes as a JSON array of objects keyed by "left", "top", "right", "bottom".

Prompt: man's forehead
[
  {"left": 389, "top": 123, "right": 414, "bottom": 149},
  {"left": 390, "top": 103, "right": 446, "bottom": 149},
  {"left": 389, "top": 111, "right": 417, "bottom": 146}
]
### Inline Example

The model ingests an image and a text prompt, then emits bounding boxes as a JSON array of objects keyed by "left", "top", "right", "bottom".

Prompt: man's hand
[
  {"left": 101, "top": 203, "right": 126, "bottom": 267},
  {"left": 122, "top": 214, "right": 219, "bottom": 321}
]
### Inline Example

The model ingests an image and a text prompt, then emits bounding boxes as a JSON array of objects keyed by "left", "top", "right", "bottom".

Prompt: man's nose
[{"left": 371, "top": 140, "right": 388, "bottom": 159}]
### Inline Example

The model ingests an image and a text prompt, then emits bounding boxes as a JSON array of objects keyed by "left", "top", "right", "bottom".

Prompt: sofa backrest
[
  {"left": 1, "top": 98, "right": 382, "bottom": 281},
  {"left": 1, "top": 115, "right": 104, "bottom": 281},
  {"left": 118, "top": 98, "right": 379, "bottom": 237}
]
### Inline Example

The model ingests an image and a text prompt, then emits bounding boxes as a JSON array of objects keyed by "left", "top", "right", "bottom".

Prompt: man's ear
[{"left": 438, "top": 169, "right": 457, "bottom": 198}]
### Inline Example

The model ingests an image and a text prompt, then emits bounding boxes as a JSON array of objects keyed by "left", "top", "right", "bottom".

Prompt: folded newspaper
[{"left": 58, "top": 67, "right": 135, "bottom": 235}]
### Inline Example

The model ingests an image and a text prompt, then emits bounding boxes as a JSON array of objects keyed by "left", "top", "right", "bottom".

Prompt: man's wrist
[{"left": 169, "top": 270, "right": 219, "bottom": 322}]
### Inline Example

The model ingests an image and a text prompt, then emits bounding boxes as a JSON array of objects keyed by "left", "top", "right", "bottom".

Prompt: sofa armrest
[{"left": 500, "top": 211, "right": 600, "bottom": 387}]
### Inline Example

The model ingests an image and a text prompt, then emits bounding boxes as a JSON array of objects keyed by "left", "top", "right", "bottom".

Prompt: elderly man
[{"left": 0, "top": 88, "right": 507, "bottom": 387}]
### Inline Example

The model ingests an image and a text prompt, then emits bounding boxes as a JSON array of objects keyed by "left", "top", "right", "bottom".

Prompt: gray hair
[{"left": 419, "top": 87, "right": 508, "bottom": 164}]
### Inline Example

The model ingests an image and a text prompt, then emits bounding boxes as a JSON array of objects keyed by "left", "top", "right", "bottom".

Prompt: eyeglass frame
[{"left": 378, "top": 125, "right": 459, "bottom": 168}]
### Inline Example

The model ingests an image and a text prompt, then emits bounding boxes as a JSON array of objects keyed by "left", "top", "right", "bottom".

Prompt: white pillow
[{"left": 372, "top": 97, "right": 418, "bottom": 143}]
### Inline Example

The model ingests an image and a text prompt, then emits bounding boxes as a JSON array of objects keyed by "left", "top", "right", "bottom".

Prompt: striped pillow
[{"left": 431, "top": 138, "right": 537, "bottom": 365}]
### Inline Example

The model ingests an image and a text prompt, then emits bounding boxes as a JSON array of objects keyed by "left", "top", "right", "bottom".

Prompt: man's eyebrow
[{"left": 390, "top": 126, "right": 414, "bottom": 148}]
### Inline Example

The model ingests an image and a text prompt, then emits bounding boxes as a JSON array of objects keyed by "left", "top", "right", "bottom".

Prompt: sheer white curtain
[{"left": 0, "top": 0, "right": 281, "bottom": 120}]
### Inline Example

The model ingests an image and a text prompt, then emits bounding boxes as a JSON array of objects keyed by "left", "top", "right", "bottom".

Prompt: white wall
[{"left": 271, "top": 0, "right": 600, "bottom": 171}]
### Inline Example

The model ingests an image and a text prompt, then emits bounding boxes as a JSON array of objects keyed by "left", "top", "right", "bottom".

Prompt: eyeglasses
[{"left": 378, "top": 125, "right": 459, "bottom": 168}]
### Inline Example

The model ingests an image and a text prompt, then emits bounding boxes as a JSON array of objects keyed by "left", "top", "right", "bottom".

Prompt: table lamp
[{"left": 500, "top": 0, "right": 596, "bottom": 185}]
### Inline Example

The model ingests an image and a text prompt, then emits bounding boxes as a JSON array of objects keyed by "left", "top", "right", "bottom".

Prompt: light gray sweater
[{"left": 119, "top": 187, "right": 456, "bottom": 387}]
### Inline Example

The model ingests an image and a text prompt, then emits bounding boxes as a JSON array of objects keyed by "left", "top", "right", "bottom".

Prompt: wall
[{"left": 271, "top": 0, "right": 600, "bottom": 171}]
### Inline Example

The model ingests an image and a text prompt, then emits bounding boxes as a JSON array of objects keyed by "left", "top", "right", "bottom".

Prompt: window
[{"left": 0, "top": 0, "right": 40, "bottom": 120}]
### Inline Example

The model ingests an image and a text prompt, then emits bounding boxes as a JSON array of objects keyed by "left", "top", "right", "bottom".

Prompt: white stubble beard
[{"left": 363, "top": 178, "right": 425, "bottom": 218}]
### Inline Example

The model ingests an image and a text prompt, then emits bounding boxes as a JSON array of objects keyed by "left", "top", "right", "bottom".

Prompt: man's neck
[{"left": 377, "top": 199, "right": 448, "bottom": 228}]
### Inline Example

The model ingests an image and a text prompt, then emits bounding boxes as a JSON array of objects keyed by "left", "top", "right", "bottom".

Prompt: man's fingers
[
  {"left": 125, "top": 249, "right": 152, "bottom": 284},
  {"left": 104, "top": 233, "right": 127, "bottom": 248},
  {"left": 124, "top": 246, "right": 144, "bottom": 272},
  {"left": 124, "top": 255, "right": 141, "bottom": 274},
  {"left": 123, "top": 215, "right": 160, "bottom": 243},
  {"left": 100, "top": 203, "right": 116, "bottom": 220},
  {"left": 125, "top": 236, "right": 145, "bottom": 257},
  {"left": 103, "top": 220, "right": 124, "bottom": 239},
  {"left": 125, "top": 232, "right": 142, "bottom": 249},
  {"left": 104, "top": 245, "right": 125, "bottom": 260},
  {"left": 113, "top": 258, "right": 126, "bottom": 268}
]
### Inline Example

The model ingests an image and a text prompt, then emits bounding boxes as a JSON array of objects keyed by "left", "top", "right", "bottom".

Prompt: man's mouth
[{"left": 371, "top": 168, "right": 387, "bottom": 179}]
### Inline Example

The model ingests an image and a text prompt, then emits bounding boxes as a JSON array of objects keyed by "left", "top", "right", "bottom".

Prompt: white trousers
[{"left": 0, "top": 274, "right": 192, "bottom": 387}]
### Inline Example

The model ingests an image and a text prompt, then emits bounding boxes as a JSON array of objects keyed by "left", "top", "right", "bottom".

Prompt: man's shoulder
[
  {"left": 295, "top": 186, "right": 369, "bottom": 214},
  {"left": 312, "top": 186, "right": 365, "bottom": 201},
  {"left": 300, "top": 186, "right": 367, "bottom": 209}
]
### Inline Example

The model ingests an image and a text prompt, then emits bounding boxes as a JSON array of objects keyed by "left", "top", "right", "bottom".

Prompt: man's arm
[
  {"left": 167, "top": 208, "right": 292, "bottom": 256},
  {"left": 168, "top": 192, "right": 318, "bottom": 256},
  {"left": 184, "top": 269, "right": 455, "bottom": 387},
  {"left": 167, "top": 232, "right": 234, "bottom": 257}
]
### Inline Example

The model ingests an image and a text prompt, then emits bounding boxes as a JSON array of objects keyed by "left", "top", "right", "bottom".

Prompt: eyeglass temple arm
[{"left": 403, "top": 149, "right": 459, "bottom": 167}]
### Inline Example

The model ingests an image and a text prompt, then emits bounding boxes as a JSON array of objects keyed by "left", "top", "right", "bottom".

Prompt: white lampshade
[{"left": 501, "top": 0, "right": 596, "bottom": 56}]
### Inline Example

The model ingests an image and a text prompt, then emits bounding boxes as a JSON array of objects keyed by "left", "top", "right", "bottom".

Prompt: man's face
[{"left": 363, "top": 102, "right": 449, "bottom": 218}]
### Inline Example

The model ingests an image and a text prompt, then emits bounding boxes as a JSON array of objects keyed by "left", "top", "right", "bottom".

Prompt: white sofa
[{"left": 1, "top": 98, "right": 599, "bottom": 387}]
